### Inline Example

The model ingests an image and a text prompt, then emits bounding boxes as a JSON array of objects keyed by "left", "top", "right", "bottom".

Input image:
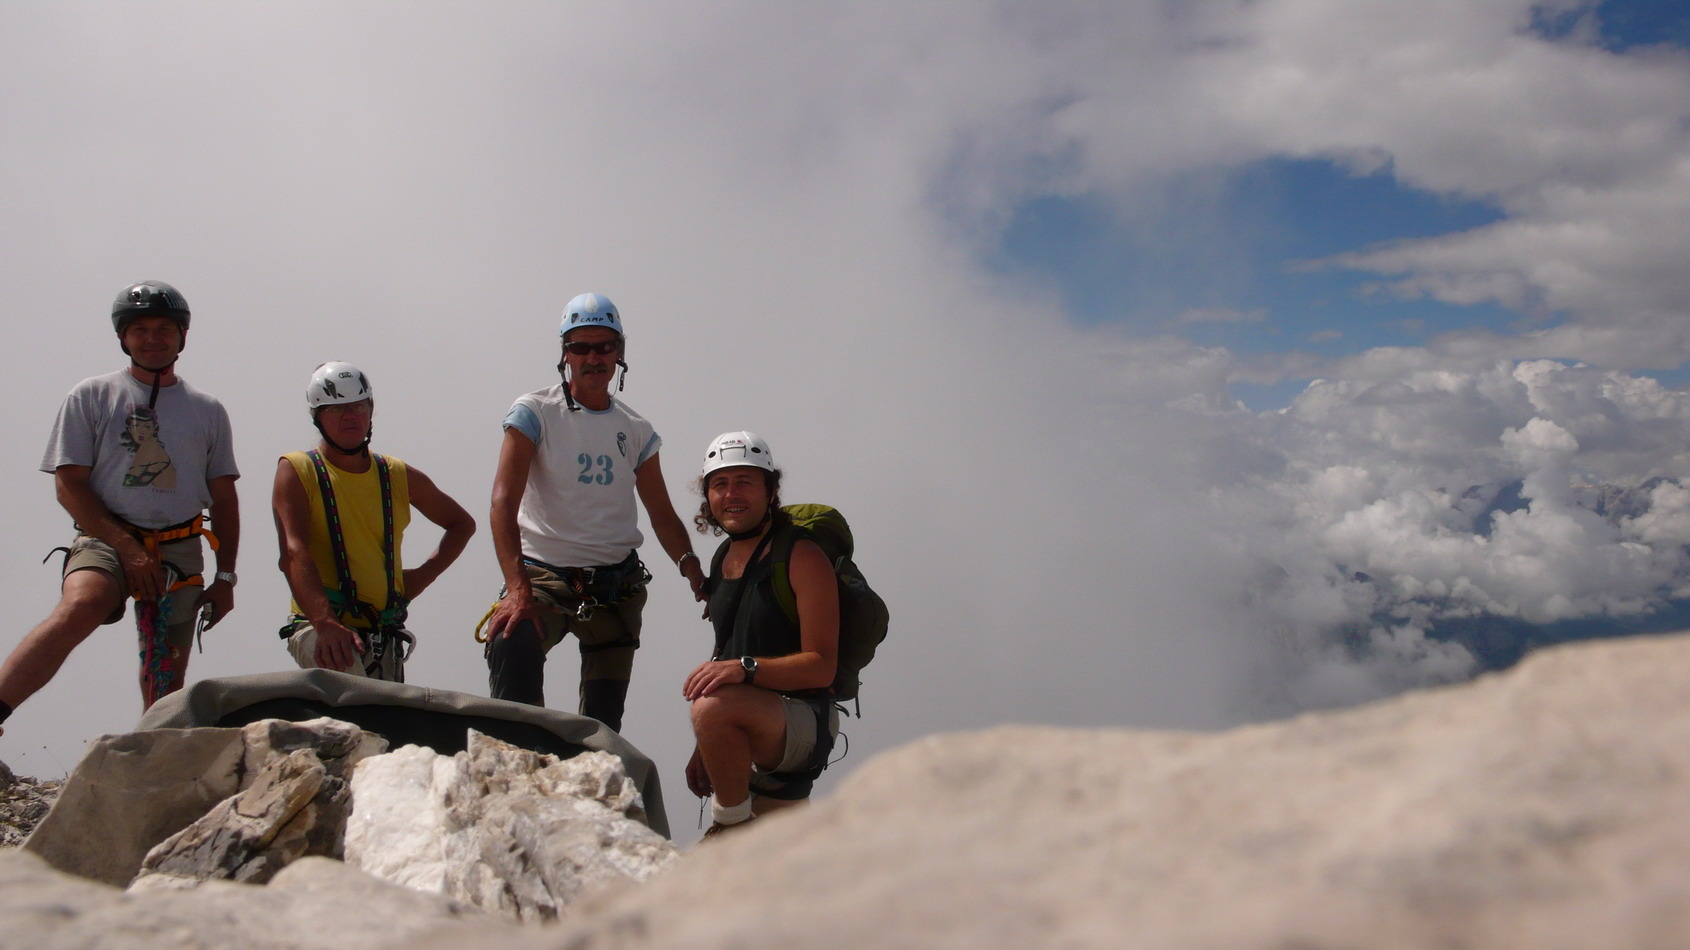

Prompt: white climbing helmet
[
  {"left": 306, "top": 361, "right": 373, "bottom": 410},
  {"left": 702, "top": 430, "right": 776, "bottom": 477},
  {"left": 560, "top": 292, "right": 624, "bottom": 339}
]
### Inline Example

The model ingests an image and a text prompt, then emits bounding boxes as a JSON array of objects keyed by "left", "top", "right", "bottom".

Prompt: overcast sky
[{"left": 4, "top": 1, "right": 1690, "bottom": 839}]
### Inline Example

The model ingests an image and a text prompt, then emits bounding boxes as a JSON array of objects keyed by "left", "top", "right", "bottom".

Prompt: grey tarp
[{"left": 134, "top": 669, "right": 669, "bottom": 836}]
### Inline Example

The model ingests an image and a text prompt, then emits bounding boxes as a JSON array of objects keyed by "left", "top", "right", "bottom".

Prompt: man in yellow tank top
[{"left": 272, "top": 362, "right": 476, "bottom": 681}]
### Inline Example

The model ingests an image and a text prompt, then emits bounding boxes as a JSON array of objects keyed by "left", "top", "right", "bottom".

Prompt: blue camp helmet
[
  {"left": 702, "top": 430, "right": 776, "bottom": 478},
  {"left": 560, "top": 292, "right": 624, "bottom": 339}
]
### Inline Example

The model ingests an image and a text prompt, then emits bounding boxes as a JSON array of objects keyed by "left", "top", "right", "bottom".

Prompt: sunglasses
[{"left": 563, "top": 340, "right": 620, "bottom": 356}]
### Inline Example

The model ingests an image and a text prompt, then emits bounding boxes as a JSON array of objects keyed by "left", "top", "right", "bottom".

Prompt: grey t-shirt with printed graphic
[{"left": 41, "top": 370, "right": 238, "bottom": 530}]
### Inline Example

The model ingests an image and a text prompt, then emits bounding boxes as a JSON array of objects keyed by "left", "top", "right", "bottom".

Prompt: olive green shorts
[{"left": 518, "top": 561, "right": 648, "bottom": 682}]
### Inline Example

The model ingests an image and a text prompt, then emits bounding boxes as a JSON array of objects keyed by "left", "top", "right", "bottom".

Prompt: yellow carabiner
[{"left": 472, "top": 601, "right": 501, "bottom": 643}]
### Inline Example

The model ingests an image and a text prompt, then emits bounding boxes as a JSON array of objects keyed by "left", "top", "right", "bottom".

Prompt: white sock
[{"left": 711, "top": 795, "right": 753, "bottom": 825}]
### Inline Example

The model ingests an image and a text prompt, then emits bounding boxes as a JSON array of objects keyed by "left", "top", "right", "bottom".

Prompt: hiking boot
[{"left": 700, "top": 816, "right": 755, "bottom": 841}]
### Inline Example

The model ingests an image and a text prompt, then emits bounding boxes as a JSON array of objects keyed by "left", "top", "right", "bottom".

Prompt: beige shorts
[
  {"left": 766, "top": 693, "right": 840, "bottom": 774},
  {"left": 282, "top": 617, "right": 408, "bottom": 682},
  {"left": 63, "top": 534, "right": 204, "bottom": 645}
]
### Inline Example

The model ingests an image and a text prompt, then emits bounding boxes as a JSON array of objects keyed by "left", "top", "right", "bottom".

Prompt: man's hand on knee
[
  {"left": 313, "top": 620, "right": 366, "bottom": 671},
  {"left": 115, "top": 537, "right": 165, "bottom": 602},
  {"left": 486, "top": 590, "right": 544, "bottom": 641}
]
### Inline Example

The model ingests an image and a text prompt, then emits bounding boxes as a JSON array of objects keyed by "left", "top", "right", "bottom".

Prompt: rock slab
[
  {"left": 0, "top": 849, "right": 477, "bottom": 950},
  {"left": 131, "top": 718, "right": 381, "bottom": 888},
  {"left": 26, "top": 717, "right": 386, "bottom": 888}
]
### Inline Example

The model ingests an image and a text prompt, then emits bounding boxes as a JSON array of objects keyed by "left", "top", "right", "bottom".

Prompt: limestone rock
[
  {"left": 131, "top": 717, "right": 383, "bottom": 889},
  {"left": 340, "top": 743, "right": 457, "bottom": 893},
  {"left": 346, "top": 730, "right": 678, "bottom": 921},
  {"left": 133, "top": 748, "right": 340, "bottom": 887},
  {"left": 450, "top": 632, "right": 1690, "bottom": 950},
  {"left": 23, "top": 726, "right": 247, "bottom": 885},
  {"left": 237, "top": 716, "right": 388, "bottom": 780},
  {"left": 27, "top": 717, "right": 385, "bottom": 888},
  {"left": 0, "top": 848, "right": 488, "bottom": 950}
]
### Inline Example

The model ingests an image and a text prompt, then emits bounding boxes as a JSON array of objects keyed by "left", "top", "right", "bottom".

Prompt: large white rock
[
  {"left": 342, "top": 744, "right": 458, "bottom": 893},
  {"left": 346, "top": 730, "right": 678, "bottom": 921},
  {"left": 443, "top": 633, "right": 1690, "bottom": 950}
]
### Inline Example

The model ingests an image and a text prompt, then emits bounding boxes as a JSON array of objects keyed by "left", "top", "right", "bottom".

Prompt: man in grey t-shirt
[{"left": 0, "top": 281, "right": 241, "bottom": 735}]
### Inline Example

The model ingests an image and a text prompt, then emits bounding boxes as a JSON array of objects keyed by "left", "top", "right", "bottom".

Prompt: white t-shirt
[
  {"left": 503, "top": 385, "right": 660, "bottom": 567},
  {"left": 41, "top": 369, "right": 239, "bottom": 530}
]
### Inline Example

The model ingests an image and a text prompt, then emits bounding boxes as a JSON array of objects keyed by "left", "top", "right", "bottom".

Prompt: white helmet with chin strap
[
  {"left": 702, "top": 431, "right": 776, "bottom": 477},
  {"left": 306, "top": 361, "right": 374, "bottom": 454},
  {"left": 307, "top": 361, "right": 372, "bottom": 410}
]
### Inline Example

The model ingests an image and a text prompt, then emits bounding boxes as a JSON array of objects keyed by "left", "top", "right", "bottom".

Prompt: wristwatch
[
  {"left": 740, "top": 656, "right": 758, "bottom": 684},
  {"left": 215, "top": 571, "right": 238, "bottom": 586}
]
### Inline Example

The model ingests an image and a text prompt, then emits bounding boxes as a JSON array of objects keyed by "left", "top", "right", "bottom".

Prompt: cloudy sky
[{"left": 4, "top": 0, "right": 1690, "bottom": 837}]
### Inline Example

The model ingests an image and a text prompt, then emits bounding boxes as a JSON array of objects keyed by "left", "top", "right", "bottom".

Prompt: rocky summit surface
[
  {"left": 0, "top": 761, "right": 60, "bottom": 848},
  {"left": 6, "top": 632, "right": 1690, "bottom": 950},
  {"left": 459, "top": 632, "right": 1690, "bottom": 950}
]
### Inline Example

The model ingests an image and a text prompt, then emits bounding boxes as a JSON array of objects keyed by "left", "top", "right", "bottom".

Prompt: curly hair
[{"left": 693, "top": 468, "right": 782, "bottom": 535}]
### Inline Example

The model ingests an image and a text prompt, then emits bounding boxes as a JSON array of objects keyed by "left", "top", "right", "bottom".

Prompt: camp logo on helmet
[
  {"left": 702, "top": 431, "right": 776, "bottom": 476},
  {"left": 323, "top": 369, "right": 367, "bottom": 400}
]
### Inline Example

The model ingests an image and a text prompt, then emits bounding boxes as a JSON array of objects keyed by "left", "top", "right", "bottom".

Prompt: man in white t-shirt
[
  {"left": 0, "top": 281, "right": 241, "bottom": 734},
  {"left": 483, "top": 293, "right": 706, "bottom": 734}
]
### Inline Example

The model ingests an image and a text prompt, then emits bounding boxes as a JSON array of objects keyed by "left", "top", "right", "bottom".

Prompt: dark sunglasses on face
[{"left": 563, "top": 340, "right": 620, "bottom": 356}]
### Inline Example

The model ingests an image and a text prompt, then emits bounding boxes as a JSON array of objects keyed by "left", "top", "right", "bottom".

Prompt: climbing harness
[
  {"left": 296, "top": 449, "right": 413, "bottom": 677},
  {"left": 42, "top": 514, "right": 222, "bottom": 709},
  {"left": 473, "top": 550, "right": 651, "bottom": 642}
]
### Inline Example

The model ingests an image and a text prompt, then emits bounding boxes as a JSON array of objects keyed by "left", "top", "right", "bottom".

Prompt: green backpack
[{"left": 711, "top": 503, "right": 889, "bottom": 705}]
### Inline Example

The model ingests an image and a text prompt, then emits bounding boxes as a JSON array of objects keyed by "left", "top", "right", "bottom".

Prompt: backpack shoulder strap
[
  {"left": 769, "top": 519, "right": 803, "bottom": 625},
  {"left": 708, "top": 537, "right": 731, "bottom": 591}
]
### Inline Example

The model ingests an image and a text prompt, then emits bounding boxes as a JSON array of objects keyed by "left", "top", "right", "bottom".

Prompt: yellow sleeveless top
[{"left": 284, "top": 450, "right": 412, "bottom": 622}]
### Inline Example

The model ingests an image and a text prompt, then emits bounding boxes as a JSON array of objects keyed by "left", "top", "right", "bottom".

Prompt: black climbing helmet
[{"left": 111, "top": 281, "right": 191, "bottom": 335}]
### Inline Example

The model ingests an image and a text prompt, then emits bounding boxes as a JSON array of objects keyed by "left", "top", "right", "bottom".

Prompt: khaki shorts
[
  {"left": 63, "top": 534, "right": 204, "bottom": 648},
  {"left": 282, "top": 617, "right": 408, "bottom": 682},
  {"left": 763, "top": 693, "right": 840, "bottom": 774}
]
